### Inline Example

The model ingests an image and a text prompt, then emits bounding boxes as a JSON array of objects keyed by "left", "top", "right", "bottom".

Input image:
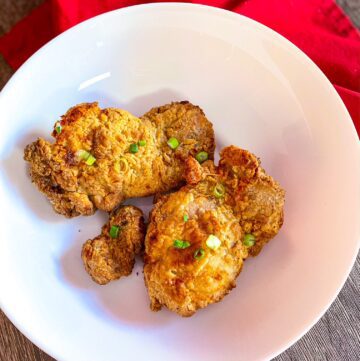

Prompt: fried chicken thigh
[
  {"left": 24, "top": 101, "right": 214, "bottom": 217},
  {"left": 144, "top": 146, "right": 285, "bottom": 316},
  {"left": 82, "top": 205, "right": 145, "bottom": 285}
]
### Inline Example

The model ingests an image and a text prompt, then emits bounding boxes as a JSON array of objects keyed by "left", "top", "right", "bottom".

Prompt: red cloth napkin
[{"left": 0, "top": 0, "right": 359, "bottom": 134}]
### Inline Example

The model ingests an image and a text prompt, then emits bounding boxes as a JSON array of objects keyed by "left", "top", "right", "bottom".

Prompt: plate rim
[{"left": 0, "top": 3, "right": 359, "bottom": 361}]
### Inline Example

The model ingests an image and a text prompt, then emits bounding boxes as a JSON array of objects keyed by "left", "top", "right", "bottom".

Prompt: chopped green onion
[
  {"left": 183, "top": 214, "right": 189, "bottom": 222},
  {"left": 206, "top": 235, "right": 221, "bottom": 250},
  {"left": 109, "top": 225, "right": 120, "bottom": 238},
  {"left": 195, "top": 151, "right": 208, "bottom": 163},
  {"left": 129, "top": 143, "right": 139, "bottom": 153},
  {"left": 243, "top": 234, "right": 256, "bottom": 247},
  {"left": 85, "top": 154, "right": 96, "bottom": 166},
  {"left": 138, "top": 140, "right": 146, "bottom": 146},
  {"left": 167, "top": 137, "right": 179, "bottom": 150},
  {"left": 55, "top": 122, "right": 62, "bottom": 134},
  {"left": 77, "top": 149, "right": 91, "bottom": 160},
  {"left": 213, "top": 183, "right": 226, "bottom": 198},
  {"left": 173, "top": 239, "right": 190, "bottom": 249},
  {"left": 194, "top": 248, "right": 205, "bottom": 260},
  {"left": 77, "top": 150, "right": 96, "bottom": 165}
]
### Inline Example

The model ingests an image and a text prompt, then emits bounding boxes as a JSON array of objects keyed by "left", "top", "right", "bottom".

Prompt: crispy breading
[
  {"left": 81, "top": 205, "right": 145, "bottom": 285},
  {"left": 24, "top": 101, "right": 215, "bottom": 217},
  {"left": 218, "top": 146, "right": 285, "bottom": 256},
  {"left": 144, "top": 146, "right": 285, "bottom": 316}
]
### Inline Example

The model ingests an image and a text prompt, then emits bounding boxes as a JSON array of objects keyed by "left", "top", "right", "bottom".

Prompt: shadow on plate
[
  {"left": 59, "top": 214, "right": 292, "bottom": 329},
  {"left": 60, "top": 229, "right": 172, "bottom": 327}
]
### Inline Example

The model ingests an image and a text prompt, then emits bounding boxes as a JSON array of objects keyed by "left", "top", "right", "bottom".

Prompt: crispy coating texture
[
  {"left": 24, "top": 102, "right": 215, "bottom": 217},
  {"left": 81, "top": 205, "right": 145, "bottom": 285},
  {"left": 144, "top": 146, "right": 285, "bottom": 316},
  {"left": 218, "top": 146, "right": 285, "bottom": 256}
]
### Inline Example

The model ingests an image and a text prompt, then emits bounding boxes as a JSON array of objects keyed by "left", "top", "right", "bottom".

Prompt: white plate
[{"left": 0, "top": 3, "right": 359, "bottom": 361}]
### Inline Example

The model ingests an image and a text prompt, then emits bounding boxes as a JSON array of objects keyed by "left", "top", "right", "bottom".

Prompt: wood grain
[
  {"left": 337, "top": 0, "right": 360, "bottom": 28},
  {"left": 0, "top": 1, "right": 359, "bottom": 360}
]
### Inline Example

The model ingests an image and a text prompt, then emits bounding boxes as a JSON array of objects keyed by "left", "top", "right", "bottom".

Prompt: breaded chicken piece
[
  {"left": 144, "top": 146, "right": 285, "bottom": 316},
  {"left": 82, "top": 205, "right": 145, "bottom": 285},
  {"left": 217, "top": 146, "right": 285, "bottom": 256},
  {"left": 24, "top": 101, "right": 215, "bottom": 217}
]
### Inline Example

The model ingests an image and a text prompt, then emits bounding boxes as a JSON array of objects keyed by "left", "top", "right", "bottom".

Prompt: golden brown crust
[
  {"left": 24, "top": 139, "right": 95, "bottom": 217},
  {"left": 184, "top": 157, "right": 203, "bottom": 185},
  {"left": 24, "top": 101, "right": 215, "bottom": 217},
  {"left": 81, "top": 205, "right": 145, "bottom": 285},
  {"left": 142, "top": 101, "right": 215, "bottom": 162},
  {"left": 144, "top": 187, "right": 246, "bottom": 316},
  {"left": 218, "top": 146, "right": 285, "bottom": 256},
  {"left": 219, "top": 145, "right": 259, "bottom": 181},
  {"left": 144, "top": 146, "right": 285, "bottom": 316}
]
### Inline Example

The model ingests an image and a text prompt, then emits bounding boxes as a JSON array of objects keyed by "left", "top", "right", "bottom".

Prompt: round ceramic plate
[{"left": 0, "top": 4, "right": 359, "bottom": 361}]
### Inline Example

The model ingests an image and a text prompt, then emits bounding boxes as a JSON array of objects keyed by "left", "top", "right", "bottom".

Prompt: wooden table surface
[{"left": 0, "top": 1, "right": 359, "bottom": 360}]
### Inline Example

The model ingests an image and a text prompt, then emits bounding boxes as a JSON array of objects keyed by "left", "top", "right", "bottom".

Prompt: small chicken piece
[
  {"left": 82, "top": 205, "right": 145, "bottom": 285},
  {"left": 24, "top": 101, "right": 214, "bottom": 217},
  {"left": 218, "top": 146, "right": 285, "bottom": 256},
  {"left": 144, "top": 146, "right": 285, "bottom": 316}
]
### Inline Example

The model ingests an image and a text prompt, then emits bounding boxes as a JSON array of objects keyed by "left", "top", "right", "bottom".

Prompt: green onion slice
[
  {"left": 183, "top": 214, "right": 189, "bottom": 222},
  {"left": 194, "top": 248, "right": 205, "bottom": 260},
  {"left": 85, "top": 154, "right": 96, "bottom": 166},
  {"left": 138, "top": 140, "right": 146, "bottom": 146},
  {"left": 167, "top": 137, "right": 180, "bottom": 150},
  {"left": 77, "top": 150, "right": 90, "bottom": 160},
  {"left": 195, "top": 151, "right": 208, "bottom": 163},
  {"left": 76, "top": 150, "right": 96, "bottom": 165},
  {"left": 109, "top": 225, "right": 120, "bottom": 238},
  {"left": 206, "top": 235, "right": 221, "bottom": 250},
  {"left": 129, "top": 143, "right": 139, "bottom": 153},
  {"left": 243, "top": 234, "right": 256, "bottom": 247},
  {"left": 173, "top": 239, "right": 190, "bottom": 249},
  {"left": 55, "top": 122, "right": 62, "bottom": 134},
  {"left": 213, "top": 183, "right": 226, "bottom": 198}
]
